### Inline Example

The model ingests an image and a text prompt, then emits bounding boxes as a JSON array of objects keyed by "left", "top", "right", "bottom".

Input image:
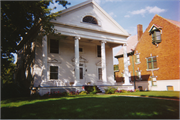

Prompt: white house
[{"left": 24, "top": 0, "right": 132, "bottom": 95}]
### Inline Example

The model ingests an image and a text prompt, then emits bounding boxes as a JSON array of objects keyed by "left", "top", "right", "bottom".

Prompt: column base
[
  {"left": 122, "top": 83, "right": 132, "bottom": 86},
  {"left": 73, "top": 81, "right": 82, "bottom": 86},
  {"left": 102, "top": 82, "right": 110, "bottom": 85}
]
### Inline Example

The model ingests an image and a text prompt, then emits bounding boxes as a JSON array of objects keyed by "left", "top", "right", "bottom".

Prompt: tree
[{"left": 1, "top": 0, "right": 70, "bottom": 83}]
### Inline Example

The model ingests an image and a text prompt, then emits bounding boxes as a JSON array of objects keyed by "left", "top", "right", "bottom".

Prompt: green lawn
[
  {"left": 1, "top": 93, "right": 179, "bottom": 119},
  {"left": 115, "top": 91, "right": 180, "bottom": 98}
]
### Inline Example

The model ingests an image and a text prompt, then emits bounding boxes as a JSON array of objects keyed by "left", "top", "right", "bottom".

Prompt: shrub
[
  {"left": 105, "top": 87, "right": 117, "bottom": 94},
  {"left": 135, "top": 89, "right": 140, "bottom": 92},
  {"left": 79, "top": 91, "right": 87, "bottom": 95},
  {"left": 67, "top": 91, "right": 80, "bottom": 96}
]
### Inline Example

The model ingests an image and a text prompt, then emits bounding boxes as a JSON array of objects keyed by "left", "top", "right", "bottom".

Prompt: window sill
[
  {"left": 146, "top": 68, "right": 159, "bottom": 71},
  {"left": 135, "top": 62, "right": 141, "bottom": 65}
]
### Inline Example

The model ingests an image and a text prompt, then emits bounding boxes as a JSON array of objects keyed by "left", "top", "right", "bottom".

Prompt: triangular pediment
[
  {"left": 96, "top": 61, "right": 101, "bottom": 66},
  {"left": 51, "top": 0, "right": 129, "bottom": 37},
  {"left": 149, "top": 24, "right": 162, "bottom": 33},
  {"left": 71, "top": 56, "right": 88, "bottom": 63}
]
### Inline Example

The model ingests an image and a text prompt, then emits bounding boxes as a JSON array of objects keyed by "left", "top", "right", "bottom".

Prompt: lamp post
[{"left": 131, "top": 49, "right": 136, "bottom": 90}]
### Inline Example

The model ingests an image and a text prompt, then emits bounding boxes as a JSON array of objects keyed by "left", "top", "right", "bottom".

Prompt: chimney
[{"left": 137, "top": 24, "right": 143, "bottom": 41}]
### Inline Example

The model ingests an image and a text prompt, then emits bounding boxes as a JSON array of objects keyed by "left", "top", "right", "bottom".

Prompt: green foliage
[
  {"left": 1, "top": 1, "right": 70, "bottom": 85},
  {"left": 135, "top": 89, "right": 140, "bottom": 92},
  {"left": 79, "top": 91, "right": 87, "bottom": 95},
  {"left": 87, "top": 86, "right": 97, "bottom": 94},
  {"left": 1, "top": 62, "right": 16, "bottom": 84},
  {"left": 105, "top": 87, "right": 117, "bottom": 94}
]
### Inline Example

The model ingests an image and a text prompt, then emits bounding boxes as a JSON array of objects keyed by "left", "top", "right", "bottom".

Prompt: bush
[
  {"left": 43, "top": 91, "right": 68, "bottom": 97},
  {"left": 115, "top": 89, "right": 134, "bottom": 94},
  {"left": 86, "top": 85, "right": 97, "bottom": 94},
  {"left": 105, "top": 87, "right": 117, "bottom": 94},
  {"left": 135, "top": 89, "right": 140, "bottom": 92},
  {"left": 79, "top": 91, "right": 87, "bottom": 95}
]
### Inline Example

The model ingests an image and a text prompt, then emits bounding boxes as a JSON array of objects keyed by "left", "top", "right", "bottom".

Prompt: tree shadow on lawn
[{"left": 1, "top": 95, "right": 179, "bottom": 119}]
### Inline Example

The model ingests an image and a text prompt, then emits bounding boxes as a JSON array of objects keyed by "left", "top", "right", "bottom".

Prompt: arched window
[{"left": 83, "top": 16, "right": 98, "bottom": 25}]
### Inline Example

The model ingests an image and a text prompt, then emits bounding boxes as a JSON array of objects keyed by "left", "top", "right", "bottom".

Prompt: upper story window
[
  {"left": 149, "top": 25, "right": 162, "bottom": 45},
  {"left": 97, "top": 45, "right": 101, "bottom": 57},
  {"left": 83, "top": 16, "right": 98, "bottom": 25},
  {"left": 50, "top": 39, "right": 59, "bottom": 53},
  {"left": 146, "top": 56, "right": 157, "bottom": 70},
  {"left": 135, "top": 53, "right": 140, "bottom": 64}
]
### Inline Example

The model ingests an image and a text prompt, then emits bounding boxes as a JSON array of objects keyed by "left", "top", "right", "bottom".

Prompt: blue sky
[{"left": 49, "top": 0, "right": 180, "bottom": 64}]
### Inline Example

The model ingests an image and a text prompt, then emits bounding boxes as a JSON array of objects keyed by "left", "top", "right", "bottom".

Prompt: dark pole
[{"left": 131, "top": 52, "right": 136, "bottom": 90}]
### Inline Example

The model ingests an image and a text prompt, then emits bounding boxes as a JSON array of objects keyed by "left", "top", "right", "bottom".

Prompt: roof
[
  {"left": 166, "top": 19, "right": 180, "bottom": 28},
  {"left": 115, "top": 35, "right": 138, "bottom": 58}
]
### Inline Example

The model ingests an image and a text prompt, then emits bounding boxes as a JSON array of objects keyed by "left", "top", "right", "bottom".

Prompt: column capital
[
  {"left": 123, "top": 43, "right": 127, "bottom": 46},
  {"left": 101, "top": 40, "right": 106, "bottom": 43},
  {"left": 74, "top": 36, "right": 81, "bottom": 40}
]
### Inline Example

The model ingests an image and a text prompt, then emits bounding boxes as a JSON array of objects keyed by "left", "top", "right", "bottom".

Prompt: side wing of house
[{"left": 115, "top": 14, "right": 180, "bottom": 91}]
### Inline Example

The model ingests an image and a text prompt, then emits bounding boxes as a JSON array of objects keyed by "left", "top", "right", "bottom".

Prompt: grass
[
  {"left": 115, "top": 91, "right": 180, "bottom": 98},
  {"left": 1, "top": 92, "right": 179, "bottom": 119}
]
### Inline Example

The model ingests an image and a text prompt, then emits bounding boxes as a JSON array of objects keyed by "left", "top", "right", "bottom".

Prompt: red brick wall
[{"left": 116, "top": 15, "right": 180, "bottom": 81}]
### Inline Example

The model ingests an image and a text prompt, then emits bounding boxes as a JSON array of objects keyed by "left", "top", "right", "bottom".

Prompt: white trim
[
  {"left": 56, "top": 0, "right": 129, "bottom": 36},
  {"left": 55, "top": 29, "right": 127, "bottom": 45},
  {"left": 52, "top": 22, "right": 129, "bottom": 38},
  {"left": 146, "top": 68, "right": 159, "bottom": 71}
]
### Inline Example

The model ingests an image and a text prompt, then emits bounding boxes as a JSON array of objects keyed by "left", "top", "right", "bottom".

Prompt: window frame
[
  {"left": 146, "top": 56, "right": 159, "bottom": 71},
  {"left": 82, "top": 16, "right": 98, "bottom": 25},
  {"left": 135, "top": 53, "right": 141, "bottom": 64},
  {"left": 97, "top": 67, "right": 102, "bottom": 81},
  {"left": 136, "top": 70, "right": 142, "bottom": 80},
  {"left": 149, "top": 26, "right": 162, "bottom": 45},
  {"left": 151, "top": 77, "right": 157, "bottom": 86}
]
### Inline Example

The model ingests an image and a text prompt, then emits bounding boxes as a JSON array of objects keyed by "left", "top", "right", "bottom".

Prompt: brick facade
[{"left": 115, "top": 14, "right": 180, "bottom": 90}]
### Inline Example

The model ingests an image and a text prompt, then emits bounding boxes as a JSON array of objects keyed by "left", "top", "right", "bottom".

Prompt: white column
[
  {"left": 123, "top": 44, "right": 132, "bottom": 85},
  {"left": 42, "top": 35, "right": 48, "bottom": 83},
  {"left": 101, "top": 40, "right": 108, "bottom": 85},
  {"left": 74, "top": 36, "right": 81, "bottom": 86}
]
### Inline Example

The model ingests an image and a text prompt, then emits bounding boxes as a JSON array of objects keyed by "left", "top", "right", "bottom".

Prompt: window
[
  {"left": 97, "top": 45, "right": 101, "bottom": 57},
  {"left": 50, "top": 66, "right": 58, "bottom": 79},
  {"left": 50, "top": 39, "right": 59, "bottom": 53},
  {"left": 79, "top": 64, "right": 84, "bottom": 80},
  {"left": 149, "top": 26, "right": 161, "bottom": 45},
  {"left": 151, "top": 77, "right": 157, "bottom": 86},
  {"left": 98, "top": 68, "right": 102, "bottom": 80},
  {"left": 83, "top": 16, "right": 98, "bottom": 25},
  {"left": 79, "top": 48, "right": 83, "bottom": 52},
  {"left": 127, "top": 57, "right": 130, "bottom": 65},
  {"left": 80, "top": 68, "right": 83, "bottom": 79},
  {"left": 136, "top": 70, "right": 142, "bottom": 80},
  {"left": 135, "top": 54, "right": 140, "bottom": 64},
  {"left": 146, "top": 56, "right": 157, "bottom": 70}
]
